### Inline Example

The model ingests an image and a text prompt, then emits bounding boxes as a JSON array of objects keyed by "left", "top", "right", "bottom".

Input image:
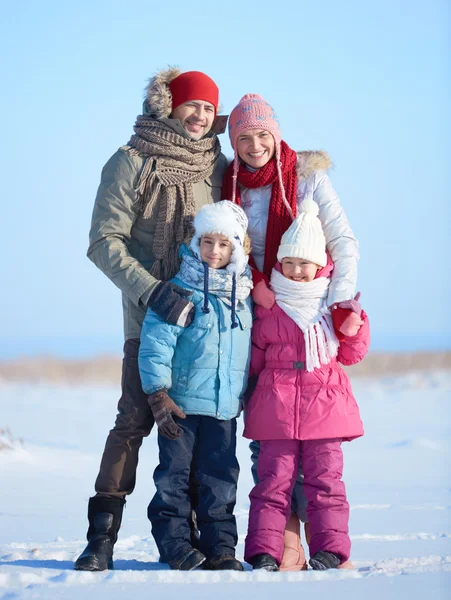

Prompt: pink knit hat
[
  {"left": 228, "top": 94, "right": 281, "bottom": 149},
  {"left": 227, "top": 94, "right": 293, "bottom": 218}
]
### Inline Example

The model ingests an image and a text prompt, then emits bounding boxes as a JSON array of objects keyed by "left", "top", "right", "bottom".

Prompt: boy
[{"left": 139, "top": 201, "right": 253, "bottom": 571}]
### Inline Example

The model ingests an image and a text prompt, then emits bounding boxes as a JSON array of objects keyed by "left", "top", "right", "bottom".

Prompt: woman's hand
[
  {"left": 332, "top": 293, "right": 364, "bottom": 337},
  {"left": 337, "top": 311, "right": 364, "bottom": 337},
  {"left": 338, "top": 292, "right": 362, "bottom": 315},
  {"left": 252, "top": 280, "right": 275, "bottom": 309}
]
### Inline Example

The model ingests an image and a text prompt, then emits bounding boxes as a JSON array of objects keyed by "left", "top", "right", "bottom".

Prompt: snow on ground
[{"left": 0, "top": 370, "right": 450, "bottom": 599}]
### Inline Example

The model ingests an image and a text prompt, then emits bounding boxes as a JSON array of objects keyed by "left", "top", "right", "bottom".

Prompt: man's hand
[
  {"left": 148, "top": 389, "right": 186, "bottom": 440},
  {"left": 148, "top": 281, "right": 195, "bottom": 327}
]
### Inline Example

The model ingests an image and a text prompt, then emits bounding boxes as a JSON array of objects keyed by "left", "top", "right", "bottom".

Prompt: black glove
[
  {"left": 148, "top": 389, "right": 186, "bottom": 440},
  {"left": 148, "top": 281, "right": 195, "bottom": 327}
]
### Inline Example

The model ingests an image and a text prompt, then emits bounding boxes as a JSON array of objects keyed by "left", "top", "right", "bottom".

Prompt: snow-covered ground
[{"left": 1, "top": 370, "right": 450, "bottom": 599}]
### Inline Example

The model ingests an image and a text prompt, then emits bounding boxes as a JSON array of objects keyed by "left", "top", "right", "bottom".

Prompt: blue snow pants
[{"left": 148, "top": 415, "right": 239, "bottom": 565}]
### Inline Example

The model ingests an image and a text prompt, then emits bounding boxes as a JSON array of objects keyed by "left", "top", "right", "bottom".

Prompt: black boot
[
  {"left": 168, "top": 548, "right": 206, "bottom": 571},
  {"left": 309, "top": 551, "right": 341, "bottom": 570},
  {"left": 248, "top": 553, "right": 279, "bottom": 571},
  {"left": 74, "top": 496, "right": 125, "bottom": 571},
  {"left": 204, "top": 554, "right": 244, "bottom": 571}
]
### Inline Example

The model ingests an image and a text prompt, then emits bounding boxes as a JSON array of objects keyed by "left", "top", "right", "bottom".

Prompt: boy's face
[
  {"left": 200, "top": 233, "right": 233, "bottom": 269},
  {"left": 281, "top": 257, "right": 320, "bottom": 282}
]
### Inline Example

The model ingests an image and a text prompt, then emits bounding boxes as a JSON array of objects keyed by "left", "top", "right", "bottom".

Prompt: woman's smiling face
[{"left": 236, "top": 129, "right": 275, "bottom": 169}]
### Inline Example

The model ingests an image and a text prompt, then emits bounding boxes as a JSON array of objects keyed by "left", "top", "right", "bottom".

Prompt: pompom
[{"left": 300, "top": 198, "right": 319, "bottom": 217}]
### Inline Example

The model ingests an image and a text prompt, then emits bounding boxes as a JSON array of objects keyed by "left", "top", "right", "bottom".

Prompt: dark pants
[
  {"left": 95, "top": 339, "right": 154, "bottom": 497},
  {"left": 149, "top": 415, "right": 239, "bottom": 564}
]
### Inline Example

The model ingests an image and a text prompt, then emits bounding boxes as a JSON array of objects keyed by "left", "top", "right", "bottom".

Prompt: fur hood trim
[
  {"left": 144, "top": 66, "right": 181, "bottom": 119},
  {"left": 296, "top": 150, "right": 332, "bottom": 180}
]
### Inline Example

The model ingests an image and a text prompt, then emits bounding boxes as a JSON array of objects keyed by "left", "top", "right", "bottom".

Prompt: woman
[{"left": 222, "top": 94, "right": 360, "bottom": 570}]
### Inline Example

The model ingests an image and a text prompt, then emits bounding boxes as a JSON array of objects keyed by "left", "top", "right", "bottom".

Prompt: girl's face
[
  {"left": 236, "top": 129, "right": 275, "bottom": 169},
  {"left": 281, "top": 257, "right": 320, "bottom": 282},
  {"left": 200, "top": 233, "right": 233, "bottom": 269}
]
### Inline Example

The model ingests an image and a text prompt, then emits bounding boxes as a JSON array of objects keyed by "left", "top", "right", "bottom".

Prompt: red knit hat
[{"left": 169, "top": 71, "right": 219, "bottom": 113}]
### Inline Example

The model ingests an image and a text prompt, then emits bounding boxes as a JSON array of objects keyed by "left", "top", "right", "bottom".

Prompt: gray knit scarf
[{"left": 127, "top": 116, "right": 221, "bottom": 280}]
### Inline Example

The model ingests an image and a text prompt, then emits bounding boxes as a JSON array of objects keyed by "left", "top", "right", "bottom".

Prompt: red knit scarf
[{"left": 222, "top": 141, "right": 298, "bottom": 278}]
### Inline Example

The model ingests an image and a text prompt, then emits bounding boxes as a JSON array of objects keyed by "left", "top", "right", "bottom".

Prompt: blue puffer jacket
[{"left": 138, "top": 257, "right": 253, "bottom": 421}]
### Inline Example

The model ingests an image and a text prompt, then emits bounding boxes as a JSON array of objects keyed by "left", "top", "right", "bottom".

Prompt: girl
[
  {"left": 138, "top": 201, "right": 253, "bottom": 571},
  {"left": 222, "top": 93, "right": 362, "bottom": 569},
  {"left": 243, "top": 200, "right": 369, "bottom": 571}
]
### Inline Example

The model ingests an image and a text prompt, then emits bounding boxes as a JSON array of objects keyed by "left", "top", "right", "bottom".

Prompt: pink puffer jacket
[{"left": 243, "top": 304, "right": 370, "bottom": 442}]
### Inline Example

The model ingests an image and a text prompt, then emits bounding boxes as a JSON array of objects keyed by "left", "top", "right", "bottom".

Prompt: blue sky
[{"left": 0, "top": 0, "right": 449, "bottom": 358}]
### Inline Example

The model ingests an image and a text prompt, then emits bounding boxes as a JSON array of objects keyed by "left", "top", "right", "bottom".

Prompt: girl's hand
[{"left": 252, "top": 279, "right": 275, "bottom": 309}]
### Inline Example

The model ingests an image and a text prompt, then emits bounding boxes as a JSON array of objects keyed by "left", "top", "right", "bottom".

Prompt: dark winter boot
[
  {"left": 248, "top": 553, "right": 279, "bottom": 571},
  {"left": 203, "top": 554, "right": 244, "bottom": 571},
  {"left": 74, "top": 496, "right": 125, "bottom": 571},
  {"left": 309, "top": 551, "right": 341, "bottom": 571},
  {"left": 168, "top": 548, "right": 206, "bottom": 571}
]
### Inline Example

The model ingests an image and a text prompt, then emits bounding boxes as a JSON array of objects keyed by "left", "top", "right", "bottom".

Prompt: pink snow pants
[{"left": 244, "top": 438, "right": 350, "bottom": 565}]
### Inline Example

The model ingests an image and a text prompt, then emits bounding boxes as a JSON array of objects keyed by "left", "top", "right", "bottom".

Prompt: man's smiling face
[{"left": 171, "top": 100, "right": 216, "bottom": 140}]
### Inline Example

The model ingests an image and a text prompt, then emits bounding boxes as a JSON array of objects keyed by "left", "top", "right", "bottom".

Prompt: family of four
[{"left": 75, "top": 67, "right": 369, "bottom": 573}]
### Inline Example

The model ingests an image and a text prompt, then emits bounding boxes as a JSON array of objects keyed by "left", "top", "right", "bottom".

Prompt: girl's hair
[{"left": 185, "top": 231, "right": 252, "bottom": 256}]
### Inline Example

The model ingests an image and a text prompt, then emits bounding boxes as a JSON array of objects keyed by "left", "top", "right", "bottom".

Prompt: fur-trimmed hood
[
  {"left": 296, "top": 150, "right": 332, "bottom": 180},
  {"left": 143, "top": 66, "right": 182, "bottom": 119}
]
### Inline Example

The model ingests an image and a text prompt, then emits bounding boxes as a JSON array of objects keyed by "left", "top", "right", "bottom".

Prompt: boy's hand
[
  {"left": 252, "top": 280, "right": 275, "bottom": 309},
  {"left": 148, "top": 281, "right": 195, "bottom": 327},
  {"left": 148, "top": 389, "right": 186, "bottom": 440}
]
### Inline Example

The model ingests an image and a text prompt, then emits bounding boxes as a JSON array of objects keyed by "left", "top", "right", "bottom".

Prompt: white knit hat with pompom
[{"left": 277, "top": 198, "right": 327, "bottom": 266}]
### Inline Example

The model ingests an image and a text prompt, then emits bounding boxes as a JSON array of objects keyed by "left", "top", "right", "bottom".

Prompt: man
[{"left": 75, "top": 67, "right": 228, "bottom": 571}]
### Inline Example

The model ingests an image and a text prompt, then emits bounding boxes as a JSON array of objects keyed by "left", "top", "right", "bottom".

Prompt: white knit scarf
[{"left": 271, "top": 269, "right": 339, "bottom": 372}]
